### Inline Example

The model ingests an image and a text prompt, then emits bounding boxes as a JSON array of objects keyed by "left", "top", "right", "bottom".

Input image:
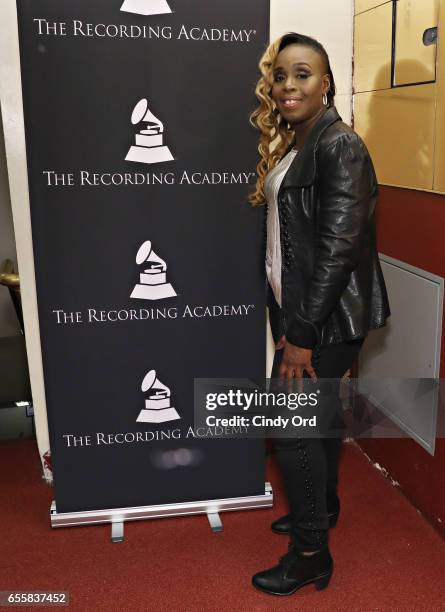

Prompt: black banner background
[{"left": 17, "top": 0, "right": 269, "bottom": 513}]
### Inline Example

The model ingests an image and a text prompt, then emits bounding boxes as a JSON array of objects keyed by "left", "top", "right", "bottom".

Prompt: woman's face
[{"left": 271, "top": 43, "right": 330, "bottom": 126}]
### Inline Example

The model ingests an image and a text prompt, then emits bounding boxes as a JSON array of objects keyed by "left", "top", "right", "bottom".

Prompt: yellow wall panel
[
  {"left": 433, "top": 0, "right": 445, "bottom": 191},
  {"left": 354, "top": 3, "right": 393, "bottom": 92},
  {"left": 354, "top": 85, "right": 435, "bottom": 190},
  {"left": 355, "top": 0, "right": 391, "bottom": 15},
  {"left": 395, "top": 0, "right": 439, "bottom": 85}
]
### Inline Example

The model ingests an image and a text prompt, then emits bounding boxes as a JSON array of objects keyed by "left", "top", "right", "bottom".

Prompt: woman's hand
[{"left": 278, "top": 339, "right": 318, "bottom": 383}]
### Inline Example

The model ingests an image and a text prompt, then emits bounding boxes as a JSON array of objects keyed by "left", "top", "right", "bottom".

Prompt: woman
[{"left": 248, "top": 33, "right": 390, "bottom": 596}]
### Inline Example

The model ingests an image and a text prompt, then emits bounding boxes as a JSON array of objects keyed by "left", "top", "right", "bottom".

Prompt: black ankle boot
[
  {"left": 252, "top": 545, "right": 333, "bottom": 596},
  {"left": 271, "top": 503, "right": 339, "bottom": 535}
]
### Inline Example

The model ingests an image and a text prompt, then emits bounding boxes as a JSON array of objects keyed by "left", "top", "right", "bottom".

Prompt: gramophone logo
[
  {"left": 125, "top": 99, "right": 174, "bottom": 165},
  {"left": 137, "top": 369, "right": 180, "bottom": 423},
  {"left": 130, "top": 240, "right": 177, "bottom": 300},
  {"left": 120, "top": 0, "right": 172, "bottom": 15}
]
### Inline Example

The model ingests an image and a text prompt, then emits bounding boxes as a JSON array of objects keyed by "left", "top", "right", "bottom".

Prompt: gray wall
[{"left": 0, "top": 107, "right": 20, "bottom": 337}]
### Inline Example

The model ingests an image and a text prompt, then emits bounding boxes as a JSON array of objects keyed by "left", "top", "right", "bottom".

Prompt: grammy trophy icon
[
  {"left": 137, "top": 370, "right": 180, "bottom": 423},
  {"left": 125, "top": 99, "right": 174, "bottom": 165},
  {"left": 120, "top": 0, "right": 172, "bottom": 15},
  {"left": 130, "top": 240, "right": 177, "bottom": 300}
]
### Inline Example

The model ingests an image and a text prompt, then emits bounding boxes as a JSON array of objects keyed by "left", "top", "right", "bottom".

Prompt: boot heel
[{"left": 315, "top": 572, "right": 332, "bottom": 591}]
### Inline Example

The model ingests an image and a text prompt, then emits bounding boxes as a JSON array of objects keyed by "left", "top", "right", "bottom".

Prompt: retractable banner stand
[{"left": 15, "top": 0, "right": 270, "bottom": 525}]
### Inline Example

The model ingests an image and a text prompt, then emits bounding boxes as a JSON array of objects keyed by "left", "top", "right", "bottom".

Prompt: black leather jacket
[{"left": 267, "top": 105, "right": 390, "bottom": 348}]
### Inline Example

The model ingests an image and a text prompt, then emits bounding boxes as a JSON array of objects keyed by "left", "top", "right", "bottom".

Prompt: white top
[{"left": 264, "top": 148, "right": 298, "bottom": 307}]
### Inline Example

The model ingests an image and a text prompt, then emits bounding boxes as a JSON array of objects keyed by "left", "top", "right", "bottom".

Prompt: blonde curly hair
[{"left": 248, "top": 33, "right": 336, "bottom": 207}]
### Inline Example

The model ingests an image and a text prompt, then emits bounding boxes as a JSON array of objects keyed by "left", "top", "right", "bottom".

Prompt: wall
[
  {"left": 352, "top": 0, "right": 445, "bottom": 538},
  {"left": 358, "top": 185, "right": 445, "bottom": 537},
  {"left": 353, "top": 0, "right": 443, "bottom": 192},
  {"left": 0, "top": 107, "right": 20, "bottom": 337}
]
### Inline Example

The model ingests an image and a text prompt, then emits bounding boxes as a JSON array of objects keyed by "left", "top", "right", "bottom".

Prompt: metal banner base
[{"left": 50, "top": 482, "right": 273, "bottom": 542}]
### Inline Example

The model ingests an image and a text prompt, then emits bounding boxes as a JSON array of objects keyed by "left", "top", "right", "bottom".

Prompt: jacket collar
[{"left": 280, "top": 105, "right": 342, "bottom": 188}]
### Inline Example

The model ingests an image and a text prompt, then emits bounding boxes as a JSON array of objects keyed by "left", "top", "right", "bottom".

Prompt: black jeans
[{"left": 272, "top": 337, "right": 365, "bottom": 552}]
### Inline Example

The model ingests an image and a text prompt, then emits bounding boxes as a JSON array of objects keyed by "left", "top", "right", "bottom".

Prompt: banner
[{"left": 16, "top": 0, "right": 269, "bottom": 513}]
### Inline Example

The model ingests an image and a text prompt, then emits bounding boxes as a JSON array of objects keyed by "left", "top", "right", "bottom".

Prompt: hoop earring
[{"left": 322, "top": 93, "right": 328, "bottom": 106}]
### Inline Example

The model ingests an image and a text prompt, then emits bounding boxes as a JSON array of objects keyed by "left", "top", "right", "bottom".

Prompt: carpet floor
[{"left": 1, "top": 439, "right": 445, "bottom": 611}]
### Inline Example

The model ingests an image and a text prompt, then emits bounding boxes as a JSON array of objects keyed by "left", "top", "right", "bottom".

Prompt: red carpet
[{"left": 1, "top": 439, "right": 445, "bottom": 611}]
